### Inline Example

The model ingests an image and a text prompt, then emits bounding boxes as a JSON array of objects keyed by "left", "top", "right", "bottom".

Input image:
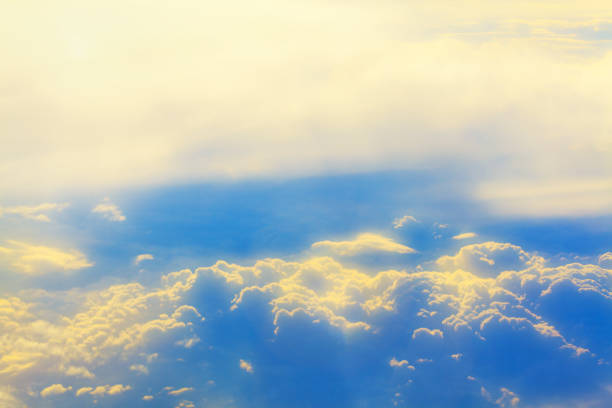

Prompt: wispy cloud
[
  {"left": 134, "top": 253, "right": 154, "bottom": 265},
  {"left": 452, "top": 232, "right": 477, "bottom": 240},
  {"left": 92, "top": 198, "right": 126, "bottom": 222},
  {"left": 0, "top": 240, "right": 92, "bottom": 274},
  {"left": 393, "top": 215, "right": 418, "bottom": 229},
  {"left": 312, "top": 233, "right": 416, "bottom": 256},
  {"left": 0, "top": 203, "right": 69, "bottom": 222}
]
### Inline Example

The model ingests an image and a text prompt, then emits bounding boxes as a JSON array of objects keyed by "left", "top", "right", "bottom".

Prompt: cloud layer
[{"left": 1, "top": 238, "right": 610, "bottom": 407}]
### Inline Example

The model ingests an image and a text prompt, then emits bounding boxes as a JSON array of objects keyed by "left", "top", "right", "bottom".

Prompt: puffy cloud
[
  {"left": 393, "top": 215, "right": 418, "bottom": 229},
  {"left": 40, "top": 384, "right": 71, "bottom": 397},
  {"left": 0, "top": 271, "right": 201, "bottom": 380},
  {"left": 435, "top": 241, "right": 544, "bottom": 278},
  {"left": 0, "top": 240, "right": 92, "bottom": 275},
  {"left": 134, "top": 254, "right": 154, "bottom": 265},
  {"left": 1, "top": 238, "right": 611, "bottom": 407},
  {"left": 0, "top": 203, "right": 69, "bottom": 222},
  {"left": 92, "top": 198, "right": 125, "bottom": 222},
  {"left": 239, "top": 359, "right": 253, "bottom": 374},
  {"left": 311, "top": 233, "right": 416, "bottom": 256},
  {"left": 412, "top": 327, "right": 444, "bottom": 340},
  {"left": 78, "top": 384, "right": 131, "bottom": 397},
  {"left": 452, "top": 232, "right": 477, "bottom": 240},
  {"left": 389, "top": 358, "right": 415, "bottom": 370}
]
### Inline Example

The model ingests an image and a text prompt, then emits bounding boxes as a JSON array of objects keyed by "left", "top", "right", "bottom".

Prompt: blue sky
[{"left": 1, "top": 1, "right": 611, "bottom": 407}]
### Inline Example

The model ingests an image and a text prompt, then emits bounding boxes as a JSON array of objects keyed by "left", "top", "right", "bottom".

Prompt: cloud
[
  {"left": 599, "top": 252, "right": 612, "bottom": 267},
  {"left": 1, "top": 237, "right": 611, "bottom": 407},
  {"left": 92, "top": 198, "right": 125, "bottom": 222},
  {"left": 40, "top": 384, "right": 71, "bottom": 397},
  {"left": 129, "top": 364, "right": 149, "bottom": 375},
  {"left": 168, "top": 387, "right": 193, "bottom": 396},
  {"left": 239, "top": 359, "right": 254, "bottom": 373},
  {"left": 134, "top": 253, "right": 154, "bottom": 265},
  {"left": 143, "top": 395, "right": 154, "bottom": 401},
  {"left": 393, "top": 215, "right": 418, "bottom": 229},
  {"left": 452, "top": 232, "right": 477, "bottom": 240},
  {"left": 0, "top": 271, "right": 201, "bottom": 378},
  {"left": 0, "top": 387, "right": 26, "bottom": 408},
  {"left": 412, "top": 327, "right": 444, "bottom": 340},
  {"left": 65, "top": 366, "right": 95, "bottom": 379},
  {"left": 0, "top": 240, "right": 93, "bottom": 274},
  {"left": 311, "top": 233, "right": 416, "bottom": 256},
  {"left": 78, "top": 384, "right": 131, "bottom": 397},
  {"left": 389, "top": 358, "right": 415, "bottom": 370},
  {"left": 1, "top": 2, "right": 610, "bottom": 218},
  {"left": 0, "top": 203, "right": 69, "bottom": 222}
]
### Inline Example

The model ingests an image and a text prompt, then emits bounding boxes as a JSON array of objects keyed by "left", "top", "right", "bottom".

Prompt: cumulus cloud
[
  {"left": 40, "top": 384, "right": 71, "bottom": 397},
  {"left": 393, "top": 215, "right": 418, "bottom": 229},
  {"left": 0, "top": 240, "right": 93, "bottom": 274},
  {"left": 412, "top": 327, "right": 444, "bottom": 340},
  {"left": 78, "top": 384, "right": 131, "bottom": 397},
  {"left": 453, "top": 232, "right": 477, "bottom": 240},
  {"left": 311, "top": 233, "right": 416, "bottom": 256},
  {"left": 1, "top": 238, "right": 610, "bottom": 407},
  {"left": 239, "top": 359, "right": 254, "bottom": 373},
  {"left": 134, "top": 253, "right": 154, "bottom": 265},
  {"left": 92, "top": 198, "right": 126, "bottom": 222},
  {"left": 0, "top": 202, "right": 69, "bottom": 222},
  {"left": 389, "top": 358, "right": 415, "bottom": 370}
]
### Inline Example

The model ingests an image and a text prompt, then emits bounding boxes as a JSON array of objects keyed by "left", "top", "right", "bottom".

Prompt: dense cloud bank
[{"left": 1, "top": 241, "right": 610, "bottom": 407}]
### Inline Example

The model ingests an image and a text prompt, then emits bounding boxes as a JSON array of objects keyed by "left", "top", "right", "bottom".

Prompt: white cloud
[
  {"left": 129, "top": 364, "right": 149, "bottom": 375},
  {"left": 452, "top": 232, "right": 477, "bottom": 240},
  {"left": 92, "top": 198, "right": 125, "bottom": 222},
  {"left": 412, "top": 327, "right": 444, "bottom": 340},
  {"left": 239, "top": 359, "right": 254, "bottom": 373},
  {"left": 389, "top": 358, "right": 415, "bottom": 370},
  {"left": 134, "top": 253, "right": 154, "bottom": 265},
  {"left": 0, "top": 203, "right": 69, "bottom": 222},
  {"left": 78, "top": 384, "right": 131, "bottom": 397},
  {"left": 143, "top": 395, "right": 154, "bottom": 401},
  {"left": 1, "top": 2, "right": 610, "bottom": 217},
  {"left": 0, "top": 240, "right": 93, "bottom": 275},
  {"left": 599, "top": 252, "right": 612, "bottom": 268},
  {"left": 175, "top": 335, "right": 200, "bottom": 349},
  {"left": 311, "top": 233, "right": 416, "bottom": 256},
  {"left": 65, "top": 365, "right": 95, "bottom": 379},
  {"left": 168, "top": 387, "right": 193, "bottom": 396},
  {"left": 393, "top": 215, "right": 418, "bottom": 229},
  {"left": 0, "top": 387, "right": 26, "bottom": 408},
  {"left": 40, "top": 384, "right": 71, "bottom": 397}
]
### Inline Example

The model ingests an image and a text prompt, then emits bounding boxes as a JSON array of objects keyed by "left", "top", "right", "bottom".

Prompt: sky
[{"left": 0, "top": 1, "right": 611, "bottom": 407}]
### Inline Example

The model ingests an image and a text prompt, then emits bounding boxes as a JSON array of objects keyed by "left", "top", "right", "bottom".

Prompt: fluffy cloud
[
  {"left": 77, "top": 384, "right": 131, "bottom": 397},
  {"left": 92, "top": 198, "right": 126, "bottom": 222},
  {"left": 40, "top": 384, "right": 72, "bottom": 397},
  {"left": 0, "top": 240, "right": 93, "bottom": 274},
  {"left": 1, "top": 238, "right": 610, "bottom": 407},
  {"left": 0, "top": 203, "right": 69, "bottom": 222},
  {"left": 239, "top": 359, "right": 254, "bottom": 374},
  {"left": 311, "top": 233, "right": 416, "bottom": 256}
]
